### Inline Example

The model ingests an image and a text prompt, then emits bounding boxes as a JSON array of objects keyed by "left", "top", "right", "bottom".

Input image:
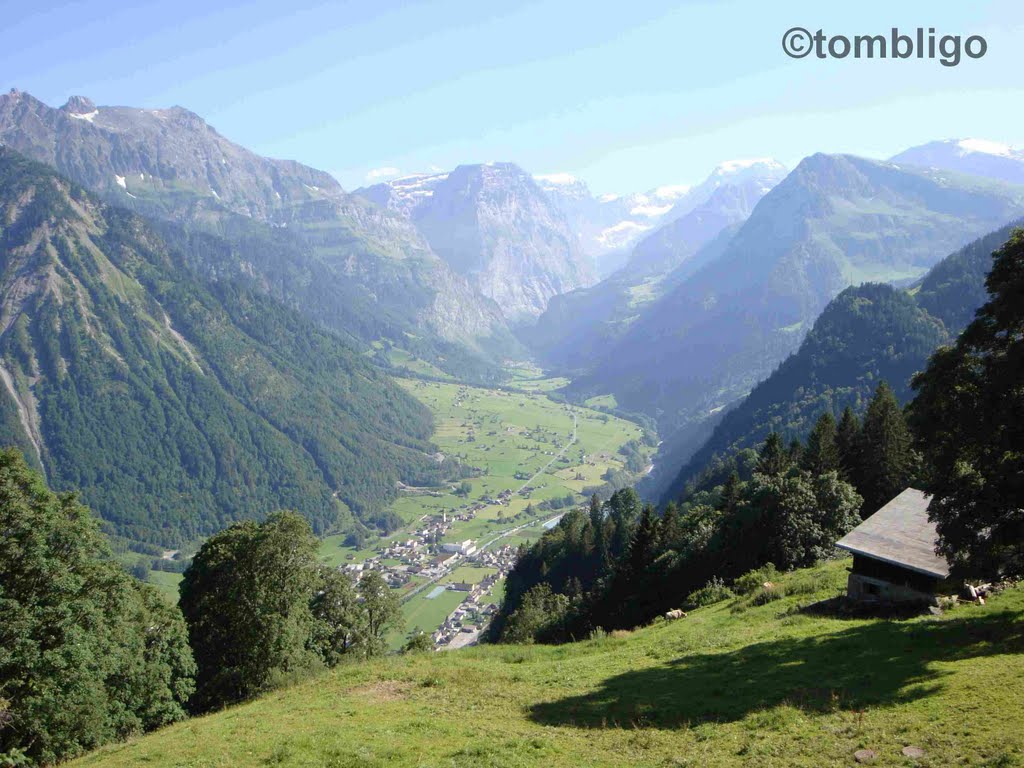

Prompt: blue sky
[{"left": 3, "top": 0, "right": 1023, "bottom": 194}]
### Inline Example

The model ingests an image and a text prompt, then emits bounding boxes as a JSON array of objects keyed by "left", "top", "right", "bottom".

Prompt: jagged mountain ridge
[{"left": 0, "top": 89, "right": 517, "bottom": 371}]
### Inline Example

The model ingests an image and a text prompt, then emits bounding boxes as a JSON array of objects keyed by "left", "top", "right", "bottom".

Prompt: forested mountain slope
[
  {"left": 570, "top": 154, "right": 1024, "bottom": 476},
  {"left": 0, "top": 89, "right": 516, "bottom": 374},
  {"left": 0, "top": 148, "right": 449, "bottom": 547},
  {"left": 663, "top": 219, "right": 1024, "bottom": 500}
]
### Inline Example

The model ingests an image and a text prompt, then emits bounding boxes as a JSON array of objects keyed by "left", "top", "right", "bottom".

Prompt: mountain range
[
  {"left": 4, "top": 84, "right": 1024, "bottom": 545},
  {"left": 556, "top": 152, "right": 1024, "bottom": 494},
  {"left": 891, "top": 138, "right": 1024, "bottom": 186},
  {"left": 522, "top": 161, "right": 788, "bottom": 371},
  {"left": 0, "top": 89, "right": 521, "bottom": 377}
]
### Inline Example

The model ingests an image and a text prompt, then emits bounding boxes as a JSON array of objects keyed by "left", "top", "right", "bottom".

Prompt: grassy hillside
[{"left": 72, "top": 560, "right": 1024, "bottom": 767}]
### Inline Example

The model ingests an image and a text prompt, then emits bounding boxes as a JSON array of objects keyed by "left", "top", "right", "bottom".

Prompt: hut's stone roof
[{"left": 837, "top": 488, "right": 951, "bottom": 579}]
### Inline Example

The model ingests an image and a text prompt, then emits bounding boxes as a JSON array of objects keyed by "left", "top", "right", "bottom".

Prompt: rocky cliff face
[
  {"left": 357, "top": 163, "right": 594, "bottom": 322},
  {"left": 0, "top": 89, "right": 339, "bottom": 220}
]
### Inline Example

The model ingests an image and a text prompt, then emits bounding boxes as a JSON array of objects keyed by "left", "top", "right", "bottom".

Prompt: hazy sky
[{"left": 3, "top": 0, "right": 1023, "bottom": 193}]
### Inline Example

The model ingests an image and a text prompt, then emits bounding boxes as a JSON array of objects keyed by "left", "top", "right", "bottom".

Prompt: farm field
[
  {"left": 389, "top": 588, "right": 467, "bottom": 649},
  {"left": 146, "top": 570, "right": 183, "bottom": 598},
  {"left": 448, "top": 566, "right": 498, "bottom": 584}
]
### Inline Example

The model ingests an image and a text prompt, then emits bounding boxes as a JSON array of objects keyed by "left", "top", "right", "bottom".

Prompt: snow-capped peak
[
  {"left": 651, "top": 184, "right": 691, "bottom": 200},
  {"left": 956, "top": 138, "right": 1018, "bottom": 158}
]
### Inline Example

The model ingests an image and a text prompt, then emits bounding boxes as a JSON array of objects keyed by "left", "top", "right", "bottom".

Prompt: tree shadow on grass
[{"left": 529, "top": 608, "right": 1024, "bottom": 729}]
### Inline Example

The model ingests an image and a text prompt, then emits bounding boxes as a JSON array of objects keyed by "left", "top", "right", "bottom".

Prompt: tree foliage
[
  {"left": 0, "top": 449, "right": 194, "bottom": 765},
  {"left": 491, "top": 429, "right": 862, "bottom": 644},
  {"left": 179, "top": 512, "right": 323, "bottom": 712},
  {"left": 910, "top": 229, "right": 1024, "bottom": 578}
]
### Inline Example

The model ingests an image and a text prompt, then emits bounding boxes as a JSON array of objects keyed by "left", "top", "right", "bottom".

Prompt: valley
[
  {"left": 314, "top": 372, "right": 652, "bottom": 649},
  {"left": 137, "top": 363, "right": 652, "bottom": 647}
]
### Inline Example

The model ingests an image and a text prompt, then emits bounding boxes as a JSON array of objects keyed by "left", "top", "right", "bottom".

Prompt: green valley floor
[{"left": 72, "top": 560, "right": 1024, "bottom": 767}]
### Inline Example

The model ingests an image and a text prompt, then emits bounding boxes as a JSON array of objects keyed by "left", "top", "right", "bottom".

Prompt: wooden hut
[{"left": 836, "top": 488, "right": 950, "bottom": 604}]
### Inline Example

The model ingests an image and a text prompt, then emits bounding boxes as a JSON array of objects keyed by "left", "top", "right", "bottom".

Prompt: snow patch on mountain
[
  {"left": 535, "top": 172, "right": 579, "bottom": 185},
  {"left": 630, "top": 203, "right": 673, "bottom": 218},
  {"left": 956, "top": 138, "right": 1018, "bottom": 157},
  {"left": 715, "top": 157, "right": 782, "bottom": 173}
]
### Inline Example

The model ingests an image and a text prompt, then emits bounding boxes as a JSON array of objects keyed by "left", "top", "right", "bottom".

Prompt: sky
[{"left": 2, "top": 0, "right": 1023, "bottom": 194}]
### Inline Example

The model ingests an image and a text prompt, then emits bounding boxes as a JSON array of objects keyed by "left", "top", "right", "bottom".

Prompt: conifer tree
[
  {"left": 856, "top": 381, "right": 916, "bottom": 515},
  {"left": 626, "top": 504, "right": 660, "bottom": 577},
  {"left": 720, "top": 471, "right": 743, "bottom": 515},
  {"left": 588, "top": 494, "right": 609, "bottom": 573},
  {"left": 756, "top": 433, "right": 790, "bottom": 476},
  {"left": 836, "top": 406, "right": 861, "bottom": 482},
  {"left": 659, "top": 501, "right": 683, "bottom": 550},
  {"left": 802, "top": 412, "right": 840, "bottom": 475}
]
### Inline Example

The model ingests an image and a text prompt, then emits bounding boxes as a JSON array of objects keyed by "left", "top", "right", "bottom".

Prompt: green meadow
[{"left": 73, "top": 558, "right": 1024, "bottom": 767}]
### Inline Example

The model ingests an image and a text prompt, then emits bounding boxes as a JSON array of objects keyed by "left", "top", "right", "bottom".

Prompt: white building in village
[{"left": 441, "top": 539, "right": 477, "bottom": 556}]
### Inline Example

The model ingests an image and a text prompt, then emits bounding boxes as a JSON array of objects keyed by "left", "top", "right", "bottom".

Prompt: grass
[
  {"left": 448, "top": 566, "right": 498, "bottom": 584},
  {"left": 71, "top": 559, "right": 1024, "bottom": 767},
  {"left": 146, "top": 570, "right": 182, "bottom": 599},
  {"left": 388, "top": 588, "right": 468, "bottom": 648}
]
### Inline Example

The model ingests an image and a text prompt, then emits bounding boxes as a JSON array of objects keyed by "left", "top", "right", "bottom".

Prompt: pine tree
[
  {"left": 607, "top": 488, "right": 641, "bottom": 559},
  {"left": 802, "top": 412, "right": 840, "bottom": 476},
  {"left": 659, "top": 502, "right": 683, "bottom": 550},
  {"left": 719, "top": 471, "right": 743, "bottom": 515},
  {"left": 836, "top": 406, "right": 861, "bottom": 483},
  {"left": 589, "top": 495, "right": 612, "bottom": 577},
  {"left": 857, "top": 381, "right": 916, "bottom": 515},
  {"left": 626, "top": 504, "right": 660, "bottom": 577},
  {"left": 756, "top": 433, "right": 790, "bottom": 476}
]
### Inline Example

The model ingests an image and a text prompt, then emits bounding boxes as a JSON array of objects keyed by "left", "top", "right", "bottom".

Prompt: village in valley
[{"left": 317, "top": 374, "right": 654, "bottom": 650}]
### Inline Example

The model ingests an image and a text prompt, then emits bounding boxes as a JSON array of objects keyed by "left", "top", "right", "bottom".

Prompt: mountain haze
[
  {"left": 572, "top": 153, "right": 1024, "bottom": 487},
  {"left": 357, "top": 162, "right": 595, "bottom": 322},
  {"left": 662, "top": 217, "right": 1024, "bottom": 500},
  {"left": 523, "top": 169, "right": 782, "bottom": 372},
  {"left": 892, "top": 138, "right": 1024, "bottom": 186}
]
